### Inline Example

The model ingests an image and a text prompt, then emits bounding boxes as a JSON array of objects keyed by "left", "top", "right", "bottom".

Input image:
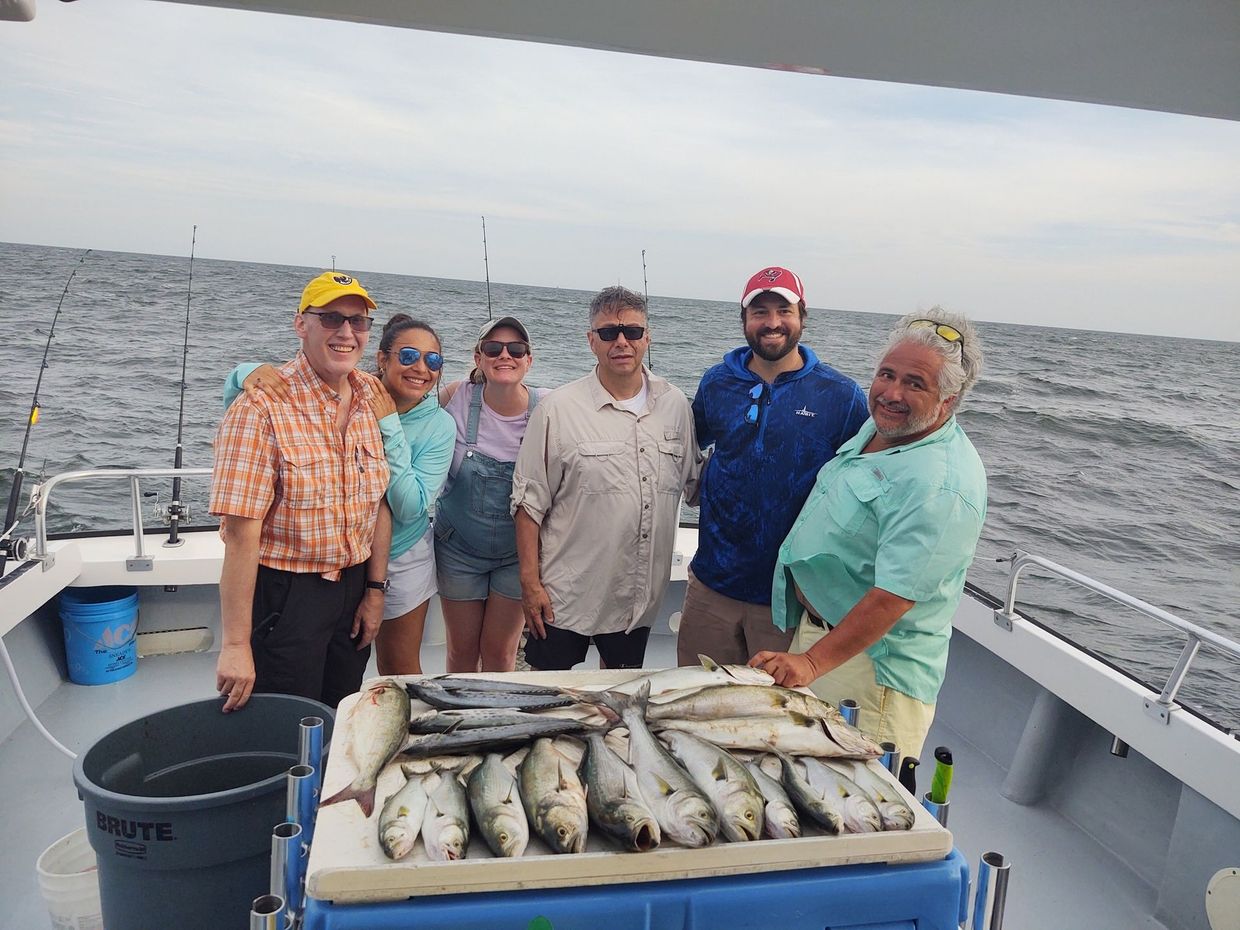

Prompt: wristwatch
[{"left": 365, "top": 579, "right": 390, "bottom": 593}]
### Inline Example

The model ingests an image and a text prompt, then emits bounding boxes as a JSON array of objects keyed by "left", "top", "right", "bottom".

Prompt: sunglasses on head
[
  {"left": 592, "top": 324, "right": 646, "bottom": 342},
  {"left": 303, "top": 309, "right": 374, "bottom": 332},
  {"left": 744, "top": 382, "right": 769, "bottom": 425},
  {"left": 479, "top": 340, "right": 530, "bottom": 359},
  {"left": 396, "top": 346, "right": 444, "bottom": 371},
  {"left": 909, "top": 319, "right": 965, "bottom": 357}
]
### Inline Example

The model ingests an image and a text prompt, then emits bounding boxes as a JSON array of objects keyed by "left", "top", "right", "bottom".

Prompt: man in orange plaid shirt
[{"left": 210, "top": 272, "right": 392, "bottom": 712}]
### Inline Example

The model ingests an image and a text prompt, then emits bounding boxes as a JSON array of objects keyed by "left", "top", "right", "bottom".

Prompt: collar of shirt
[
  {"left": 843, "top": 414, "right": 961, "bottom": 458},
  {"left": 286, "top": 351, "right": 377, "bottom": 414},
  {"left": 587, "top": 366, "right": 668, "bottom": 413}
]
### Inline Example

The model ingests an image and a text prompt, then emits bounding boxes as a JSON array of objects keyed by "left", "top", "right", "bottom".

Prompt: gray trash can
[{"left": 73, "top": 694, "right": 333, "bottom": 930}]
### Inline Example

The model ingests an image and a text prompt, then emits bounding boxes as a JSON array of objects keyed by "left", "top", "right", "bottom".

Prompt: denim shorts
[{"left": 434, "top": 520, "right": 523, "bottom": 602}]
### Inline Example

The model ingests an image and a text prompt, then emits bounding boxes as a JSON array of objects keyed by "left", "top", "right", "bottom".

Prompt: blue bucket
[{"left": 59, "top": 586, "right": 139, "bottom": 686}]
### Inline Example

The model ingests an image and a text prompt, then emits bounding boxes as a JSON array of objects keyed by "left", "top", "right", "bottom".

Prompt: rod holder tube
[
  {"left": 971, "top": 851, "right": 1011, "bottom": 930},
  {"left": 921, "top": 791, "right": 949, "bottom": 826},
  {"left": 880, "top": 741, "right": 900, "bottom": 775},
  {"left": 287, "top": 764, "right": 317, "bottom": 851},
  {"left": 840, "top": 699, "right": 859, "bottom": 727},
  {"left": 299, "top": 716, "right": 325, "bottom": 798},
  {"left": 271, "top": 822, "right": 303, "bottom": 923},
  {"left": 250, "top": 894, "right": 285, "bottom": 930}
]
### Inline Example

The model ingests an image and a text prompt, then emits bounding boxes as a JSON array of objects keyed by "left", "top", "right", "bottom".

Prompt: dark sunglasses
[
  {"left": 480, "top": 340, "right": 530, "bottom": 359},
  {"left": 397, "top": 346, "right": 444, "bottom": 371},
  {"left": 303, "top": 309, "right": 374, "bottom": 332},
  {"left": 909, "top": 319, "right": 965, "bottom": 357},
  {"left": 592, "top": 324, "right": 646, "bottom": 342},
  {"left": 744, "top": 382, "right": 769, "bottom": 425}
]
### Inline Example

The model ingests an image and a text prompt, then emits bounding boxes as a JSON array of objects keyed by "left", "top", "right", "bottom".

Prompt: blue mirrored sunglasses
[
  {"left": 398, "top": 347, "right": 444, "bottom": 371},
  {"left": 744, "top": 382, "right": 768, "bottom": 425}
]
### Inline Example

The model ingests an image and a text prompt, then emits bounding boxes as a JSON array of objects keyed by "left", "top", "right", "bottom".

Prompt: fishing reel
[
  {"left": 0, "top": 536, "right": 30, "bottom": 564},
  {"left": 144, "top": 491, "right": 192, "bottom": 526}
]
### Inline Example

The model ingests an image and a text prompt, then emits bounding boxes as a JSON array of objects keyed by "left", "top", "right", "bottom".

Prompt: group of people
[{"left": 209, "top": 266, "right": 987, "bottom": 759}]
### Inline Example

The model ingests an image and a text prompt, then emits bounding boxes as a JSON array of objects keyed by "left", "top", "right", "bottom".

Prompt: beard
[
  {"left": 870, "top": 398, "right": 940, "bottom": 439},
  {"left": 745, "top": 326, "right": 800, "bottom": 362}
]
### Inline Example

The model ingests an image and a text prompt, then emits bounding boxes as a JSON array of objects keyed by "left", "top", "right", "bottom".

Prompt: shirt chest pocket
[
  {"left": 656, "top": 439, "right": 685, "bottom": 494},
  {"left": 576, "top": 440, "right": 630, "bottom": 495},
  {"left": 825, "top": 468, "right": 884, "bottom": 536},
  {"left": 353, "top": 439, "right": 389, "bottom": 507},
  {"left": 281, "top": 443, "right": 337, "bottom": 509}
]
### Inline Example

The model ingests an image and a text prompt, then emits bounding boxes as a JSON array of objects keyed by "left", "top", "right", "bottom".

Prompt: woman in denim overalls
[{"left": 435, "top": 316, "right": 544, "bottom": 672}]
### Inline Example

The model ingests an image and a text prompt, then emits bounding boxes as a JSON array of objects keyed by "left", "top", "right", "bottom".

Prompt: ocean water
[{"left": 2, "top": 241, "right": 1238, "bottom": 727}]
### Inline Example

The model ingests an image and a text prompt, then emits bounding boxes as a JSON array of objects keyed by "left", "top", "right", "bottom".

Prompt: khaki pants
[
  {"left": 675, "top": 570, "right": 795, "bottom": 667},
  {"left": 795, "top": 615, "right": 936, "bottom": 761}
]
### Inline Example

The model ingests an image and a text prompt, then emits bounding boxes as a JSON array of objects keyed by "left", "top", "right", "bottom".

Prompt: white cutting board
[{"left": 306, "top": 670, "right": 952, "bottom": 904}]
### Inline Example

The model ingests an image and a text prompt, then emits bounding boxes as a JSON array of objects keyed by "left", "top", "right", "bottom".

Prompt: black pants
[
  {"left": 250, "top": 563, "right": 369, "bottom": 710},
  {"left": 523, "top": 624, "right": 651, "bottom": 671}
]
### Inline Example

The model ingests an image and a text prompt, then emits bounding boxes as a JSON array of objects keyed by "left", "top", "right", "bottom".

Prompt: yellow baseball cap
[{"left": 298, "top": 271, "right": 377, "bottom": 313}]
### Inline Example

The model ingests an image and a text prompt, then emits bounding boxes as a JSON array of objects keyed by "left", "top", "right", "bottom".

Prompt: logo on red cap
[{"left": 741, "top": 267, "right": 805, "bottom": 310}]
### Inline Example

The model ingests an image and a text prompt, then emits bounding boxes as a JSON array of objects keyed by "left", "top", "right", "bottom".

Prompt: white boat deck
[{"left": 0, "top": 632, "right": 1168, "bottom": 930}]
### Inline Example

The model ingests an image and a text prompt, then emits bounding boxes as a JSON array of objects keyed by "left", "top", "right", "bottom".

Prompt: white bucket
[{"left": 36, "top": 828, "right": 104, "bottom": 930}]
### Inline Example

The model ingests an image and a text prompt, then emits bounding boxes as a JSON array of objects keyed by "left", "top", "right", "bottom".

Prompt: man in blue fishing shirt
[
  {"left": 751, "top": 310, "right": 987, "bottom": 760},
  {"left": 676, "top": 266, "right": 869, "bottom": 666}
]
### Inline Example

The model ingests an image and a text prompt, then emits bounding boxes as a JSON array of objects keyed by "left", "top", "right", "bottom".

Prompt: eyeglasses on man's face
[
  {"left": 592, "top": 324, "right": 646, "bottom": 342},
  {"left": 303, "top": 309, "right": 374, "bottom": 332}
]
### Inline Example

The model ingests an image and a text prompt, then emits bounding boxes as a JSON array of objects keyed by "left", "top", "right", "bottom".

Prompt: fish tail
[{"left": 321, "top": 780, "right": 377, "bottom": 817}]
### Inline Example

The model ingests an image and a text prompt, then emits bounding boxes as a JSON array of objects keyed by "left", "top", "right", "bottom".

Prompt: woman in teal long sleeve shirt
[{"left": 225, "top": 314, "right": 455, "bottom": 675}]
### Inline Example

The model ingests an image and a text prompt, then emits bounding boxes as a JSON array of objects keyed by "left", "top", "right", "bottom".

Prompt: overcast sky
[{"left": 2, "top": 1, "right": 1237, "bottom": 341}]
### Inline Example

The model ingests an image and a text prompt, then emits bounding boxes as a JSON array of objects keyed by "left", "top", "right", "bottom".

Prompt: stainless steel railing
[
  {"left": 995, "top": 549, "right": 1240, "bottom": 725},
  {"left": 31, "top": 466, "right": 213, "bottom": 571}
]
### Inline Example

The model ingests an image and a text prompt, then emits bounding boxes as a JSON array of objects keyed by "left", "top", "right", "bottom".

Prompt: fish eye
[
  {"left": 557, "top": 827, "right": 568, "bottom": 837},
  {"left": 745, "top": 810, "right": 755, "bottom": 820}
]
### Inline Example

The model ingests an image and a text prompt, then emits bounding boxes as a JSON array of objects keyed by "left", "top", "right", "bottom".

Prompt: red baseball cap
[{"left": 741, "top": 267, "right": 805, "bottom": 309}]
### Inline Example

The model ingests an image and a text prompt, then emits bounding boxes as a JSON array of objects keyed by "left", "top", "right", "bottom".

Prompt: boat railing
[
  {"left": 995, "top": 549, "right": 1240, "bottom": 725},
  {"left": 31, "top": 466, "right": 213, "bottom": 571}
]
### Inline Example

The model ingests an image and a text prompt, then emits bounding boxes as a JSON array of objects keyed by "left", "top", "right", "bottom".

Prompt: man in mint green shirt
[{"left": 751, "top": 309, "right": 987, "bottom": 760}]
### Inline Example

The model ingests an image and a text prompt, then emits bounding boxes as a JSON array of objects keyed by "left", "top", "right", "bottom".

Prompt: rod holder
[
  {"left": 1109, "top": 735, "right": 1130, "bottom": 757},
  {"left": 287, "top": 764, "right": 317, "bottom": 850},
  {"left": 839, "top": 699, "right": 859, "bottom": 727},
  {"left": 921, "top": 791, "right": 949, "bottom": 826},
  {"left": 271, "top": 822, "right": 303, "bottom": 925},
  {"left": 250, "top": 894, "right": 285, "bottom": 930},
  {"left": 971, "top": 851, "right": 1011, "bottom": 930},
  {"left": 299, "top": 716, "right": 325, "bottom": 797},
  {"left": 880, "top": 741, "right": 900, "bottom": 776}
]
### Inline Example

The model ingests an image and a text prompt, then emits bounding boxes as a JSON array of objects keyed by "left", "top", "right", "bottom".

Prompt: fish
[
  {"left": 426, "top": 676, "right": 566, "bottom": 695},
  {"left": 770, "top": 750, "right": 844, "bottom": 834},
  {"left": 421, "top": 769, "right": 471, "bottom": 860},
  {"left": 607, "top": 655, "right": 773, "bottom": 698},
  {"left": 743, "top": 758, "right": 801, "bottom": 839},
  {"left": 652, "top": 711, "right": 867, "bottom": 758},
  {"left": 647, "top": 685, "right": 883, "bottom": 759},
  {"left": 378, "top": 768, "right": 430, "bottom": 860},
  {"left": 800, "top": 757, "right": 882, "bottom": 833},
  {"left": 593, "top": 683, "right": 719, "bottom": 848},
  {"left": 399, "top": 718, "right": 596, "bottom": 760},
  {"left": 467, "top": 753, "right": 530, "bottom": 858},
  {"left": 395, "top": 754, "right": 482, "bottom": 779},
  {"left": 659, "top": 731, "right": 765, "bottom": 842},
  {"left": 518, "top": 738, "right": 589, "bottom": 854},
  {"left": 579, "top": 732, "right": 661, "bottom": 852},
  {"left": 406, "top": 679, "right": 576, "bottom": 712},
  {"left": 409, "top": 709, "right": 594, "bottom": 734},
  {"left": 320, "top": 680, "right": 410, "bottom": 817},
  {"left": 825, "top": 760, "right": 916, "bottom": 831}
]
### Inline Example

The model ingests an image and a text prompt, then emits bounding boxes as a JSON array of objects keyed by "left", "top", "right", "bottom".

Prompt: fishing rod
[
  {"left": 481, "top": 215, "right": 493, "bottom": 321},
  {"left": 642, "top": 248, "right": 654, "bottom": 371},
  {"left": 0, "top": 249, "right": 92, "bottom": 578},
  {"left": 164, "top": 227, "right": 198, "bottom": 547}
]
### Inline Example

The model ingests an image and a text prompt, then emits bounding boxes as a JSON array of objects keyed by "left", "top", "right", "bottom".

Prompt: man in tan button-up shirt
[{"left": 512, "top": 286, "right": 700, "bottom": 670}]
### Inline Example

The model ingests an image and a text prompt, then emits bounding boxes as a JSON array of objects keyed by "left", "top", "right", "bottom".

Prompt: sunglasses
[
  {"left": 592, "top": 324, "right": 646, "bottom": 342},
  {"left": 744, "top": 382, "right": 769, "bottom": 425},
  {"left": 909, "top": 319, "right": 965, "bottom": 357},
  {"left": 303, "top": 309, "right": 374, "bottom": 332},
  {"left": 479, "top": 340, "right": 530, "bottom": 359},
  {"left": 397, "top": 346, "right": 444, "bottom": 371}
]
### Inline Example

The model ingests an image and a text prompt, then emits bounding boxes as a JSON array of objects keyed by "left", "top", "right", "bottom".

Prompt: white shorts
[{"left": 383, "top": 528, "right": 438, "bottom": 621}]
